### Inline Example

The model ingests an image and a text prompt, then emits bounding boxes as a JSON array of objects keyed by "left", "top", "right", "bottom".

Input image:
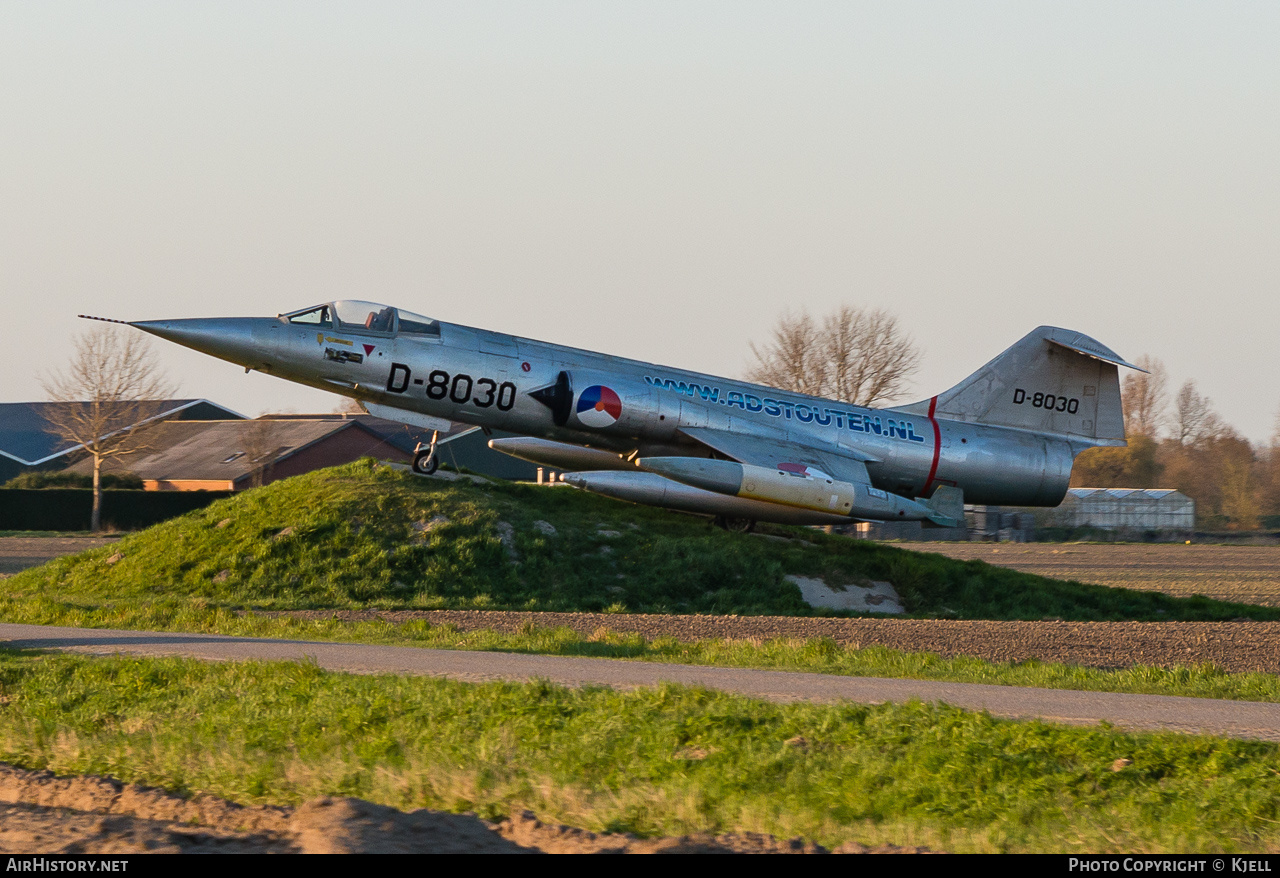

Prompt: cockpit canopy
[{"left": 282, "top": 300, "right": 440, "bottom": 337}]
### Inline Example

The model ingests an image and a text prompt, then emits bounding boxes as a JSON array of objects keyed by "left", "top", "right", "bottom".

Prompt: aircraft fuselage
[{"left": 132, "top": 311, "right": 1079, "bottom": 508}]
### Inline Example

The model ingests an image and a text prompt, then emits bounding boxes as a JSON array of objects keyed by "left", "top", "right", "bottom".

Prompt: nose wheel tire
[{"left": 412, "top": 450, "right": 439, "bottom": 475}]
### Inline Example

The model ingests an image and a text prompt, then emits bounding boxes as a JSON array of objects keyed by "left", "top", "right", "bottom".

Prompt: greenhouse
[{"left": 1050, "top": 488, "right": 1195, "bottom": 531}]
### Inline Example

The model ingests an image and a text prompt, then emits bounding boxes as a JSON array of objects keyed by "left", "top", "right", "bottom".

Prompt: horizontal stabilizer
[{"left": 1047, "top": 334, "right": 1146, "bottom": 373}]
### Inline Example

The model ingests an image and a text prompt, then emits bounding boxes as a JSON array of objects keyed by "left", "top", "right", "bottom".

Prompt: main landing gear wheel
[
  {"left": 712, "top": 516, "right": 755, "bottom": 534},
  {"left": 412, "top": 449, "right": 439, "bottom": 475}
]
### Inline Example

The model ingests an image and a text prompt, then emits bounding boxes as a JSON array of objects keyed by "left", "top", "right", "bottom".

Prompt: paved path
[
  {"left": 0, "top": 537, "right": 119, "bottom": 575},
  {"left": 4, "top": 622, "right": 1280, "bottom": 741}
]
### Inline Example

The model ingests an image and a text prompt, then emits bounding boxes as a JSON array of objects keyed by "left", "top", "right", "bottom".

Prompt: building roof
[
  {"left": 63, "top": 418, "right": 372, "bottom": 484},
  {"left": 1067, "top": 488, "right": 1191, "bottom": 501},
  {"left": 254, "top": 414, "right": 540, "bottom": 481},
  {"left": 256, "top": 412, "right": 458, "bottom": 455},
  {"left": 0, "top": 399, "right": 243, "bottom": 467}
]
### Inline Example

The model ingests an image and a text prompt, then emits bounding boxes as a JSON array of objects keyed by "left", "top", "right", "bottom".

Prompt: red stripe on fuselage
[{"left": 924, "top": 396, "right": 941, "bottom": 493}]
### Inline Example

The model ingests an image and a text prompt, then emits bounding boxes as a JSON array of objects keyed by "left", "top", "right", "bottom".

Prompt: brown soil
[
  {"left": 0, "top": 762, "right": 927, "bottom": 854},
  {"left": 909, "top": 543, "right": 1280, "bottom": 606},
  {"left": 267, "top": 609, "right": 1280, "bottom": 674}
]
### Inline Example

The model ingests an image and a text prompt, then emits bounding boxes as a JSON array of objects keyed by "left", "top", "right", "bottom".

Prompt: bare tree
[
  {"left": 40, "top": 326, "right": 177, "bottom": 532},
  {"left": 1261, "top": 407, "right": 1280, "bottom": 518},
  {"left": 1220, "top": 455, "right": 1261, "bottom": 530},
  {"left": 241, "top": 418, "right": 285, "bottom": 488},
  {"left": 746, "top": 311, "right": 825, "bottom": 397},
  {"left": 1174, "top": 379, "right": 1222, "bottom": 447},
  {"left": 1121, "top": 355, "right": 1168, "bottom": 438},
  {"left": 747, "top": 306, "right": 920, "bottom": 406}
]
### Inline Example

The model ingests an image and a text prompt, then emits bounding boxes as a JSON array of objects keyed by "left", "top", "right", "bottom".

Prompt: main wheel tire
[
  {"left": 412, "top": 450, "right": 439, "bottom": 475},
  {"left": 712, "top": 516, "right": 755, "bottom": 534}
]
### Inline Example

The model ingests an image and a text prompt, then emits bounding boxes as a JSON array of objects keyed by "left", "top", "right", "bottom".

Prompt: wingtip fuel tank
[
  {"left": 638, "top": 456, "right": 946, "bottom": 523},
  {"left": 563, "top": 470, "right": 851, "bottom": 526},
  {"left": 488, "top": 436, "right": 635, "bottom": 472}
]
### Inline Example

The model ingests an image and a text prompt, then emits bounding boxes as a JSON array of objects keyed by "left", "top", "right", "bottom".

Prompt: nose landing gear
[{"left": 412, "top": 431, "right": 440, "bottom": 475}]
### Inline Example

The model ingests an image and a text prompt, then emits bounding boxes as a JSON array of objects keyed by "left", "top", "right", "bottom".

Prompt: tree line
[
  {"left": 750, "top": 309, "right": 1275, "bottom": 529},
  {"left": 1071, "top": 358, "right": 1279, "bottom": 530}
]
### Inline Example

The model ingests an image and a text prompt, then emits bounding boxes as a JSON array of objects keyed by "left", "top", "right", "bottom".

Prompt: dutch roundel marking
[{"left": 576, "top": 385, "right": 623, "bottom": 428}]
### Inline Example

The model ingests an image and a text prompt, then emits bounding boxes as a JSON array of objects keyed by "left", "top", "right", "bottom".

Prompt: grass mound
[{"left": 7, "top": 460, "right": 1278, "bottom": 620}]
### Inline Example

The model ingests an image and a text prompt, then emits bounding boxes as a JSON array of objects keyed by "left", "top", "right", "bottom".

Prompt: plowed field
[{"left": 905, "top": 543, "right": 1280, "bottom": 607}]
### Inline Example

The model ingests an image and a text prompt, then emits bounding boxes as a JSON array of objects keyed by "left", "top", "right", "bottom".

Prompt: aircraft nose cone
[{"left": 130, "top": 317, "right": 273, "bottom": 368}]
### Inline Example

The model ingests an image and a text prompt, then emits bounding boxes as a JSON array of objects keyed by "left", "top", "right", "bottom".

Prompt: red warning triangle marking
[{"left": 363, "top": 344, "right": 375, "bottom": 355}]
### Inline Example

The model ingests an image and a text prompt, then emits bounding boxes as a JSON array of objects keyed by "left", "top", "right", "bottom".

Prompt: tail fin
[
  {"left": 923, "top": 485, "right": 965, "bottom": 528},
  {"left": 890, "top": 326, "right": 1140, "bottom": 447}
]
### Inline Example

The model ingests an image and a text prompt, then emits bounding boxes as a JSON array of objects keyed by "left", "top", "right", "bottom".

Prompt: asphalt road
[{"left": 4, "top": 622, "right": 1280, "bottom": 741}]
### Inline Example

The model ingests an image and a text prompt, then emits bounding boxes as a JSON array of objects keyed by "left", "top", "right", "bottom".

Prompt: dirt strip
[
  {"left": 0, "top": 762, "right": 925, "bottom": 854},
  {"left": 264, "top": 610, "right": 1280, "bottom": 674}
]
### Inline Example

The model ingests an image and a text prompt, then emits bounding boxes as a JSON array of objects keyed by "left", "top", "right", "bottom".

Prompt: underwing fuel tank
[
  {"left": 639, "top": 456, "right": 939, "bottom": 522},
  {"left": 562, "top": 471, "right": 851, "bottom": 526},
  {"left": 487, "top": 436, "right": 635, "bottom": 472}
]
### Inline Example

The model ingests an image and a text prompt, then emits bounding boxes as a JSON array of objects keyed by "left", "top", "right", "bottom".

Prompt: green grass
[
  {"left": 2, "top": 593, "right": 1280, "bottom": 703},
  {"left": 1, "top": 649, "right": 1279, "bottom": 853},
  {"left": 6, "top": 460, "right": 1279, "bottom": 621}
]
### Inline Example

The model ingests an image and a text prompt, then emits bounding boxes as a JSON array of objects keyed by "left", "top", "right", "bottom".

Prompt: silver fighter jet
[{"left": 97, "top": 300, "right": 1140, "bottom": 530}]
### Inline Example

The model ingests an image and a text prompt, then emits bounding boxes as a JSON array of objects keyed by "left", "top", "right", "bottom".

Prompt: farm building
[
  {"left": 0, "top": 399, "right": 242, "bottom": 484},
  {"left": 1049, "top": 488, "right": 1195, "bottom": 532},
  {"left": 59, "top": 413, "right": 541, "bottom": 490},
  {"left": 61, "top": 416, "right": 414, "bottom": 491}
]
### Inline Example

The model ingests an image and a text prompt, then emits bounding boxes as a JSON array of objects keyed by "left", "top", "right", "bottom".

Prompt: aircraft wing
[{"left": 676, "top": 426, "right": 877, "bottom": 486}]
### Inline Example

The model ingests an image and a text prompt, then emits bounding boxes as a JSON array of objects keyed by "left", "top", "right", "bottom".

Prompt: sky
[{"left": 4, "top": 2, "right": 1278, "bottom": 442}]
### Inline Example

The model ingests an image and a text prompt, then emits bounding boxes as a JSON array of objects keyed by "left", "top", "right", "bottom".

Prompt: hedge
[{"left": 0, "top": 489, "right": 231, "bottom": 532}]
